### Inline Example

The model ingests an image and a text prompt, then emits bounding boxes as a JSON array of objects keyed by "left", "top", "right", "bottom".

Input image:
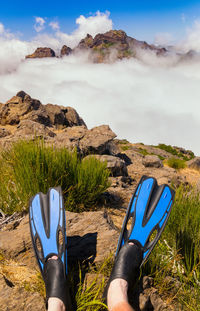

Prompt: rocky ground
[{"left": 0, "top": 92, "right": 200, "bottom": 310}]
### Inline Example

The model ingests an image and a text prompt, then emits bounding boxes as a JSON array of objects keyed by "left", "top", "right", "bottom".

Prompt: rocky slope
[{"left": 0, "top": 92, "right": 200, "bottom": 310}]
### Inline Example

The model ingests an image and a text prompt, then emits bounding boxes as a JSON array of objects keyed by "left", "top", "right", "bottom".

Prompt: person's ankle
[
  {"left": 48, "top": 297, "right": 65, "bottom": 311},
  {"left": 107, "top": 278, "right": 128, "bottom": 311}
]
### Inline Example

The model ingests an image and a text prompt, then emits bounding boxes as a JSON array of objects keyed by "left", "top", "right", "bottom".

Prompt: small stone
[{"left": 143, "top": 276, "right": 154, "bottom": 289}]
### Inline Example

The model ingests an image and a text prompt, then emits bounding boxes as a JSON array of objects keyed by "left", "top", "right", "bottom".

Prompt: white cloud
[
  {"left": 49, "top": 21, "right": 60, "bottom": 31},
  {"left": 34, "top": 17, "right": 46, "bottom": 32},
  {"left": 177, "top": 19, "right": 200, "bottom": 52},
  {"left": 0, "top": 23, "right": 4, "bottom": 34},
  {"left": 0, "top": 16, "right": 200, "bottom": 155},
  {"left": 0, "top": 54, "right": 200, "bottom": 155},
  {"left": 33, "top": 11, "right": 113, "bottom": 49},
  {"left": 154, "top": 32, "right": 173, "bottom": 46}
]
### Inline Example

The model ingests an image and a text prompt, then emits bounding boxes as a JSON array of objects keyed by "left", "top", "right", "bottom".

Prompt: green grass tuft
[
  {"left": 0, "top": 139, "right": 110, "bottom": 214},
  {"left": 144, "top": 186, "right": 200, "bottom": 309}
]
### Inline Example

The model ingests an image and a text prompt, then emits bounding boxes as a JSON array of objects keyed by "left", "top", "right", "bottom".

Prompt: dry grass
[{"left": 0, "top": 257, "right": 45, "bottom": 296}]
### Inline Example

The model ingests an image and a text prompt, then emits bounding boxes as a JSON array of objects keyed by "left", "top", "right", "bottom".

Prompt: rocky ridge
[
  {"left": 25, "top": 29, "right": 197, "bottom": 64},
  {"left": 0, "top": 91, "right": 200, "bottom": 310},
  {"left": 25, "top": 29, "right": 168, "bottom": 63}
]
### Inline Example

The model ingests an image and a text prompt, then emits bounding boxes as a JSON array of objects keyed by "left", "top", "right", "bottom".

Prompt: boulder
[
  {"left": 60, "top": 45, "right": 72, "bottom": 56},
  {"left": 84, "top": 154, "right": 128, "bottom": 177},
  {"left": 142, "top": 155, "right": 163, "bottom": 168},
  {"left": 25, "top": 47, "right": 56, "bottom": 58},
  {"left": 187, "top": 157, "right": 200, "bottom": 170},
  {"left": 15, "top": 120, "right": 56, "bottom": 138},
  {"left": 79, "top": 125, "right": 116, "bottom": 155},
  {"left": 0, "top": 92, "right": 86, "bottom": 129},
  {"left": 45, "top": 103, "right": 86, "bottom": 128}
]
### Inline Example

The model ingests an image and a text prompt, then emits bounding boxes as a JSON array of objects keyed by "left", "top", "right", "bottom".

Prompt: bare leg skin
[
  {"left": 107, "top": 242, "right": 141, "bottom": 311},
  {"left": 47, "top": 256, "right": 66, "bottom": 311},
  {"left": 107, "top": 279, "right": 134, "bottom": 311},
  {"left": 48, "top": 297, "right": 66, "bottom": 311}
]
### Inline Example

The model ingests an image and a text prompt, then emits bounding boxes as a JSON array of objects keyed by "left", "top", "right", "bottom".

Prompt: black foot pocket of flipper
[
  {"left": 44, "top": 258, "right": 72, "bottom": 310},
  {"left": 103, "top": 243, "right": 143, "bottom": 304}
]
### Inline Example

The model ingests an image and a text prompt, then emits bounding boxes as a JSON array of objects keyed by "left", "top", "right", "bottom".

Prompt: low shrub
[
  {"left": 0, "top": 140, "right": 110, "bottom": 214},
  {"left": 167, "top": 157, "right": 186, "bottom": 169},
  {"left": 144, "top": 186, "right": 200, "bottom": 309}
]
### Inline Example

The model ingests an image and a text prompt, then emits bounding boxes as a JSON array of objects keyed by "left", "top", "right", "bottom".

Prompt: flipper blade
[
  {"left": 116, "top": 176, "right": 175, "bottom": 266},
  {"left": 29, "top": 187, "right": 66, "bottom": 277}
]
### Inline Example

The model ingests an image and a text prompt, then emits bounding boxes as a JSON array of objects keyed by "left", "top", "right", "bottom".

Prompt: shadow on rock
[{"left": 67, "top": 232, "right": 97, "bottom": 309}]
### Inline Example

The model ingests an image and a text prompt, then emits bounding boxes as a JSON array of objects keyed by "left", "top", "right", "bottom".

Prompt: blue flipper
[
  {"left": 116, "top": 175, "right": 175, "bottom": 266},
  {"left": 29, "top": 187, "right": 67, "bottom": 277}
]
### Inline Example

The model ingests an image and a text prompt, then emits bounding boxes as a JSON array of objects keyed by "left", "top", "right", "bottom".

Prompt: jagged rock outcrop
[
  {"left": 25, "top": 47, "right": 56, "bottom": 58},
  {"left": 25, "top": 29, "right": 168, "bottom": 63},
  {"left": 60, "top": 45, "right": 72, "bottom": 56},
  {"left": 0, "top": 91, "right": 86, "bottom": 129},
  {"left": 76, "top": 30, "right": 167, "bottom": 63}
]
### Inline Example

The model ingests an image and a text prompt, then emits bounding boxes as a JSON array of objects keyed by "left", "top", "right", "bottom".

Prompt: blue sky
[{"left": 1, "top": 0, "right": 200, "bottom": 42}]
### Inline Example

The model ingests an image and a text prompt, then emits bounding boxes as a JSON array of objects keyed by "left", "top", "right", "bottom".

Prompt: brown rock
[
  {"left": 15, "top": 120, "right": 56, "bottom": 138},
  {"left": 76, "top": 30, "right": 168, "bottom": 63},
  {"left": 0, "top": 274, "right": 45, "bottom": 311},
  {"left": 85, "top": 154, "right": 128, "bottom": 177},
  {"left": 139, "top": 293, "right": 152, "bottom": 311},
  {"left": 25, "top": 47, "right": 56, "bottom": 58},
  {"left": 143, "top": 276, "right": 154, "bottom": 289},
  {"left": 150, "top": 289, "right": 170, "bottom": 310},
  {"left": 187, "top": 157, "right": 200, "bottom": 170},
  {"left": 0, "top": 127, "right": 11, "bottom": 138},
  {"left": 142, "top": 155, "right": 163, "bottom": 168},
  {"left": 45, "top": 103, "right": 86, "bottom": 128},
  {"left": 77, "top": 34, "right": 94, "bottom": 49},
  {"left": 79, "top": 125, "right": 116, "bottom": 155},
  {"left": 60, "top": 45, "right": 72, "bottom": 56},
  {"left": 0, "top": 210, "right": 118, "bottom": 265},
  {"left": 0, "top": 92, "right": 86, "bottom": 130}
]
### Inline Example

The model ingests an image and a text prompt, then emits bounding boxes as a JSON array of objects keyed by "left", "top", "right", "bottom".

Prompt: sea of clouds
[{"left": 0, "top": 12, "right": 200, "bottom": 155}]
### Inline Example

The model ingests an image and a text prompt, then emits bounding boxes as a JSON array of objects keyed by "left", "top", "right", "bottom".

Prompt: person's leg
[
  {"left": 44, "top": 256, "right": 70, "bottom": 311},
  {"left": 106, "top": 242, "right": 142, "bottom": 311}
]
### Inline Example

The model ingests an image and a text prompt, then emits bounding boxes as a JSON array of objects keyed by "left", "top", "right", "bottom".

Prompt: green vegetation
[
  {"left": 156, "top": 144, "right": 195, "bottom": 161},
  {"left": 123, "top": 49, "right": 134, "bottom": 57},
  {"left": 75, "top": 262, "right": 109, "bottom": 311},
  {"left": 117, "top": 139, "right": 129, "bottom": 145},
  {"left": 144, "top": 186, "right": 200, "bottom": 309},
  {"left": 102, "top": 42, "right": 116, "bottom": 49},
  {"left": 70, "top": 186, "right": 200, "bottom": 310},
  {"left": 167, "top": 157, "right": 186, "bottom": 169},
  {"left": 0, "top": 140, "right": 110, "bottom": 214},
  {"left": 121, "top": 145, "right": 131, "bottom": 151},
  {"left": 138, "top": 148, "right": 165, "bottom": 160}
]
